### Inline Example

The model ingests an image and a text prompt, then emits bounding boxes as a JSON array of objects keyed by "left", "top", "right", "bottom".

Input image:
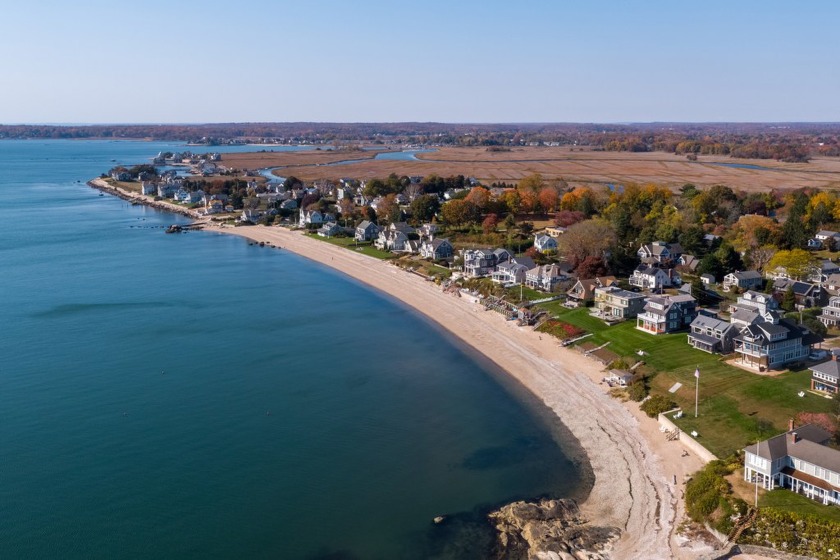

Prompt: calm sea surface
[{"left": 0, "top": 140, "right": 587, "bottom": 559}]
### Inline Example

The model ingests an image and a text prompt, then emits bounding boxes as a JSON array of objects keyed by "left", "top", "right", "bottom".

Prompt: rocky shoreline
[{"left": 489, "top": 498, "right": 620, "bottom": 560}]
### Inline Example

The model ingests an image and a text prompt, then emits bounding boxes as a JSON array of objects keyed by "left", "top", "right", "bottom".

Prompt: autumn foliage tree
[
  {"left": 441, "top": 199, "right": 479, "bottom": 226},
  {"left": 558, "top": 219, "right": 617, "bottom": 271},
  {"left": 482, "top": 213, "right": 499, "bottom": 234}
]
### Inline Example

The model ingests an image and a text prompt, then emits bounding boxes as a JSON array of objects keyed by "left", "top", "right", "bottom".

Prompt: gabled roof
[
  {"left": 810, "top": 359, "right": 840, "bottom": 381},
  {"left": 728, "top": 270, "right": 762, "bottom": 281},
  {"left": 745, "top": 425, "right": 837, "bottom": 473},
  {"left": 773, "top": 278, "right": 819, "bottom": 297},
  {"left": 691, "top": 314, "right": 733, "bottom": 332}
]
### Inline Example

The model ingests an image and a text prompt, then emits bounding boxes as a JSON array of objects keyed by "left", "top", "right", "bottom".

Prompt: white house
[
  {"left": 533, "top": 234, "right": 558, "bottom": 253},
  {"left": 722, "top": 270, "right": 763, "bottom": 292},
  {"left": 629, "top": 265, "right": 679, "bottom": 291},
  {"left": 420, "top": 238, "right": 454, "bottom": 260},
  {"left": 744, "top": 423, "right": 840, "bottom": 506}
]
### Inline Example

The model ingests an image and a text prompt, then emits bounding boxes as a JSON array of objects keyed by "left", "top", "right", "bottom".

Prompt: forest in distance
[{"left": 5, "top": 122, "right": 840, "bottom": 161}]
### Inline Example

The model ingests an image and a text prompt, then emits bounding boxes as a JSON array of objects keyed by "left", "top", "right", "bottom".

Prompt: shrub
[
  {"left": 685, "top": 460, "right": 732, "bottom": 522},
  {"left": 640, "top": 394, "right": 677, "bottom": 418},
  {"left": 627, "top": 381, "right": 647, "bottom": 402}
]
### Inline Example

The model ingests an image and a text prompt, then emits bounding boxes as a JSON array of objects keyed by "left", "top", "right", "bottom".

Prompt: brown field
[{"left": 221, "top": 146, "right": 840, "bottom": 191}]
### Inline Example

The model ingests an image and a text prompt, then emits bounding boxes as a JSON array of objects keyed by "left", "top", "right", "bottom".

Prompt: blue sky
[{"left": 2, "top": 0, "right": 838, "bottom": 123}]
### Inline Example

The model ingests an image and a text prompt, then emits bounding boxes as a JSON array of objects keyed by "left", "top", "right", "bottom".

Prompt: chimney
[
  {"left": 789, "top": 418, "right": 795, "bottom": 432},
  {"left": 788, "top": 431, "right": 799, "bottom": 444}
]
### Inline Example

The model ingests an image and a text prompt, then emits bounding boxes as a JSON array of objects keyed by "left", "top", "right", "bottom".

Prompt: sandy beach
[{"left": 198, "top": 223, "right": 709, "bottom": 559}]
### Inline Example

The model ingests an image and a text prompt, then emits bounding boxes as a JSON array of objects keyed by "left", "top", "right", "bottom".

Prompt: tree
[
  {"left": 576, "top": 255, "right": 609, "bottom": 278},
  {"left": 440, "top": 199, "right": 479, "bottom": 226},
  {"left": 538, "top": 187, "right": 559, "bottom": 212},
  {"left": 767, "top": 249, "right": 814, "bottom": 280},
  {"left": 729, "top": 214, "right": 780, "bottom": 253},
  {"left": 554, "top": 210, "right": 586, "bottom": 228},
  {"left": 409, "top": 194, "right": 439, "bottom": 223},
  {"left": 465, "top": 186, "right": 491, "bottom": 211},
  {"left": 376, "top": 194, "right": 401, "bottom": 224},
  {"left": 283, "top": 176, "right": 303, "bottom": 191},
  {"left": 715, "top": 244, "right": 743, "bottom": 273},
  {"left": 781, "top": 286, "right": 797, "bottom": 312},
  {"left": 518, "top": 173, "right": 544, "bottom": 193},
  {"left": 697, "top": 253, "right": 725, "bottom": 282},
  {"left": 747, "top": 245, "right": 777, "bottom": 272},
  {"left": 482, "top": 213, "right": 499, "bottom": 234},
  {"left": 558, "top": 219, "right": 617, "bottom": 270}
]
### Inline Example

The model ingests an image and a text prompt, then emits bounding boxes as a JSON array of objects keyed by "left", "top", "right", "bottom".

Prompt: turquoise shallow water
[{"left": 0, "top": 140, "right": 587, "bottom": 559}]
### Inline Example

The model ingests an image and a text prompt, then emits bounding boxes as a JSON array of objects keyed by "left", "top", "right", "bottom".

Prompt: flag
[{"left": 694, "top": 367, "right": 700, "bottom": 379}]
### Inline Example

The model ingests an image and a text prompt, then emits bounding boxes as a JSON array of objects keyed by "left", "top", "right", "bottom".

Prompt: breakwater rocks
[{"left": 489, "top": 499, "right": 619, "bottom": 560}]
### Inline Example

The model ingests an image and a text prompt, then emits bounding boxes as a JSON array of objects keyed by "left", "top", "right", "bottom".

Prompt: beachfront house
[
  {"left": 299, "top": 209, "right": 324, "bottom": 227},
  {"left": 593, "top": 286, "right": 646, "bottom": 322},
  {"left": 722, "top": 271, "right": 763, "bottom": 292},
  {"left": 810, "top": 357, "right": 840, "bottom": 395},
  {"left": 525, "top": 263, "right": 570, "bottom": 293},
  {"left": 419, "top": 238, "right": 453, "bottom": 260},
  {"left": 375, "top": 230, "right": 410, "bottom": 252},
  {"left": 687, "top": 313, "right": 736, "bottom": 354},
  {"left": 240, "top": 209, "right": 263, "bottom": 224},
  {"left": 462, "top": 248, "right": 511, "bottom": 278},
  {"left": 732, "top": 317, "right": 820, "bottom": 371},
  {"left": 635, "top": 294, "right": 697, "bottom": 335},
  {"left": 744, "top": 423, "right": 840, "bottom": 506},
  {"left": 491, "top": 259, "right": 533, "bottom": 285},
  {"left": 354, "top": 220, "right": 380, "bottom": 242},
  {"left": 317, "top": 222, "right": 342, "bottom": 237},
  {"left": 566, "top": 277, "right": 617, "bottom": 307}
]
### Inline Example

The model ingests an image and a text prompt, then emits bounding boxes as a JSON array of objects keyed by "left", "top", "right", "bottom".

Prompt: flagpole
[{"left": 694, "top": 366, "right": 699, "bottom": 418}]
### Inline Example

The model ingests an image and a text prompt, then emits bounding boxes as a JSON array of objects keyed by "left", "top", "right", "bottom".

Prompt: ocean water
[{"left": 0, "top": 140, "right": 587, "bottom": 559}]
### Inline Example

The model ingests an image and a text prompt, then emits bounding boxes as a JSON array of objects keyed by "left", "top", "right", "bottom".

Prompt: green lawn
[
  {"left": 535, "top": 305, "right": 835, "bottom": 457},
  {"left": 759, "top": 489, "right": 840, "bottom": 523},
  {"left": 304, "top": 234, "right": 395, "bottom": 259}
]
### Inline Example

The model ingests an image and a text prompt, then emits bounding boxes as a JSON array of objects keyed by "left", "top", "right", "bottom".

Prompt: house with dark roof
[
  {"left": 629, "top": 265, "right": 680, "bottom": 291},
  {"left": 772, "top": 278, "right": 823, "bottom": 309},
  {"left": 744, "top": 423, "right": 840, "bottom": 506},
  {"left": 354, "top": 220, "right": 380, "bottom": 242},
  {"left": 677, "top": 254, "right": 700, "bottom": 272},
  {"left": 420, "top": 238, "right": 453, "bottom": 260},
  {"left": 810, "top": 357, "right": 840, "bottom": 395},
  {"left": 637, "top": 241, "right": 682, "bottom": 266},
  {"left": 462, "top": 248, "right": 511, "bottom": 278},
  {"left": 722, "top": 270, "right": 763, "bottom": 292},
  {"left": 636, "top": 294, "right": 697, "bottom": 335},
  {"left": 733, "top": 317, "right": 821, "bottom": 371},
  {"left": 688, "top": 313, "right": 736, "bottom": 354}
]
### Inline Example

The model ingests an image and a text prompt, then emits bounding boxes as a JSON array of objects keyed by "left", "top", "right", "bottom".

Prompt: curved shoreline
[{"left": 88, "top": 179, "right": 707, "bottom": 558}]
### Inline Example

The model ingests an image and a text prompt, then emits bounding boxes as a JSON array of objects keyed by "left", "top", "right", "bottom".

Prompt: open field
[
  {"left": 220, "top": 146, "right": 840, "bottom": 190},
  {"left": 535, "top": 304, "right": 835, "bottom": 458}
]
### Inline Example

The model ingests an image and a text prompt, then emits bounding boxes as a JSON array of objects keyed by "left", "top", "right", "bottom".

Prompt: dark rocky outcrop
[{"left": 489, "top": 499, "right": 619, "bottom": 560}]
